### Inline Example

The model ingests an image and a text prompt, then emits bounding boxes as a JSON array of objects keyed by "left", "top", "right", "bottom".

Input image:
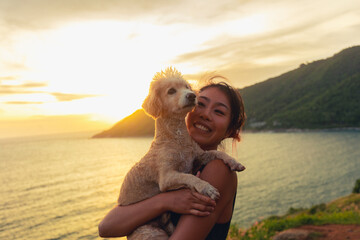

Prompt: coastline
[{"left": 243, "top": 127, "right": 360, "bottom": 134}]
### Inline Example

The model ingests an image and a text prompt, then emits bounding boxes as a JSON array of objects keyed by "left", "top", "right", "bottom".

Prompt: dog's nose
[{"left": 186, "top": 93, "right": 196, "bottom": 102}]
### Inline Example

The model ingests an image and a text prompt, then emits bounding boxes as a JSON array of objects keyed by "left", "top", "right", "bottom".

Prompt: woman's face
[{"left": 186, "top": 87, "right": 231, "bottom": 150}]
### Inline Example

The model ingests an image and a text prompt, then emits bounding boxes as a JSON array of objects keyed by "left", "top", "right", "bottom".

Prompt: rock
[{"left": 273, "top": 229, "right": 310, "bottom": 240}]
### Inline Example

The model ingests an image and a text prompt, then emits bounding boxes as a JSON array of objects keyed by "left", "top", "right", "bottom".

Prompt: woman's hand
[
  {"left": 98, "top": 187, "right": 216, "bottom": 238},
  {"left": 162, "top": 188, "right": 216, "bottom": 217}
]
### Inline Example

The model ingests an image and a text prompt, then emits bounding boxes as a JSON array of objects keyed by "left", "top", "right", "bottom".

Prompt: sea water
[{"left": 1, "top": 131, "right": 359, "bottom": 239}]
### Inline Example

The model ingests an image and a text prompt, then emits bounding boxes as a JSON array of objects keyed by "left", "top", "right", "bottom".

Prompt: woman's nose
[{"left": 200, "top": 107, "right": 211, "bottom": 121}]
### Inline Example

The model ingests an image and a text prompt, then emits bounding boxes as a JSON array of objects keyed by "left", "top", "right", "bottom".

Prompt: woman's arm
[
  {"left": 98, "top": 188, "right": 216, "bottom": 237},
  {"left": 170, "top": 159, "right": 238, "bottom": 240}
]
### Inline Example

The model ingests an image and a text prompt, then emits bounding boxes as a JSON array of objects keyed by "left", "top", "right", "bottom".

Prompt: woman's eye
[
  {"left": 215, "top": 110, "right": 225, "bottom": 115},
  {"left": 167, "top": 88, "right": 176, "bottom": 95},
  {"left": 197, "top": 102, "right": 205, "bottom": 107}
]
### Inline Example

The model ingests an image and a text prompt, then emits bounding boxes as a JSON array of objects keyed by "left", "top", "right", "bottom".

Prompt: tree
[{"left": 352, "top": 179, "right": 360, "bottom": 194}]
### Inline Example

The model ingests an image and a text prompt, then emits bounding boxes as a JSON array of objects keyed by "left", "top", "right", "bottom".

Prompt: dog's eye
[{"left": 167, "top": 88, "right": 176, "bottom": 95}]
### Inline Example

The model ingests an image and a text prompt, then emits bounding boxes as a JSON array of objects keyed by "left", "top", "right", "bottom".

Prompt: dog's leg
[
  {"left": 198, "top": 150, "right": 245, "bottom": 171},
  {"left": 159, "top": 170, "right": 220, "bottom": 200},
  {"left": 128, "top": 224, "right": 168, "bottom": 240},
  {"left": 160, "top": 213, "right": 175, "bottom": 236}
]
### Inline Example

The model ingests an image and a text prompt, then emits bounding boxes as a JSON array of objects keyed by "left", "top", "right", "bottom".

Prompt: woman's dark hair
[{"left": 199, "top": 79, "right": 246, "bottom": 142}]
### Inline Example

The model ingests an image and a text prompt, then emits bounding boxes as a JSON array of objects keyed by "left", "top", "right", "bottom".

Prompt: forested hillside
[{"left": 241, "top": 45, "right": 360, "bottom": 130}]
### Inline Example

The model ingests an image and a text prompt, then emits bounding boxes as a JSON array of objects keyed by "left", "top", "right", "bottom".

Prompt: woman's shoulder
[
  {"left": 203, "top": 158, "right": 237, "bottom": 175},
  {"left": 201, "top": 159, "right": 237, "bottom": 190}
]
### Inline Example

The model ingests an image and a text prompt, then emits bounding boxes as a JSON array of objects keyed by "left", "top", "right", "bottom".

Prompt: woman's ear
[
  {"left": 226, "top": 129, "right": 241, "bottom": 142},
  {"left": 142, "top": 82, "right": 162, "bottom": 119}
]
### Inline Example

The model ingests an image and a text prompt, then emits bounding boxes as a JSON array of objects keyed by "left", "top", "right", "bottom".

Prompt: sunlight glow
[
  {"left": 222, "top": 14, "right": 267, "bottom": 37},
  {"left": 1, "top": 15, "right": 268, "bottom": 125},
  {"left": 4, "top": 20, "right": 181, "bottom": 122}
]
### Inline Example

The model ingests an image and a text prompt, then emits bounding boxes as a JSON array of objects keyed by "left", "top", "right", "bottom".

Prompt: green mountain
[
  {"left": 241, "top": 45, "right": 360, "bottom": 130},
  {"left": 93, "top": 45, "right": 360, "bottom": 138}
]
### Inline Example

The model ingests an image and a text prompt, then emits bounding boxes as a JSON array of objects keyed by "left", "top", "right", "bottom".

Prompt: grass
[{"left": 227, "top": 193, "right": 360, "bottom": 240}]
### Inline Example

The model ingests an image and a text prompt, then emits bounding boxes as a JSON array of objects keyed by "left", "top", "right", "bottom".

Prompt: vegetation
[
  {"left": 227, "top": 179, "right": 360, "bottom": 240},
  {"left": 353, "top": 179, "right": 360, "bottom": 194},
  {"left": 241, "top": 45, "right": 360, "bottom": 130}
]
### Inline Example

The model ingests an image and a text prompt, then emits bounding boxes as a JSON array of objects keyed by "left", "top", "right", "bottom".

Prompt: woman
[{"left": 99, "top": 78, "right": 246, "bottom": 240}]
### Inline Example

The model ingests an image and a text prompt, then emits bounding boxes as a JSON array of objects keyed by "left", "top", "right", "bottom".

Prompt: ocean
[{"left": 1, "top": 130, "right": 360, "bottom": 239}]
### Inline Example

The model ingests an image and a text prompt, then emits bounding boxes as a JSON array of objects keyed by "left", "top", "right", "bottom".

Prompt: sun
[{"left": 13, "top": 20, "right": 180, "bottom": 122}]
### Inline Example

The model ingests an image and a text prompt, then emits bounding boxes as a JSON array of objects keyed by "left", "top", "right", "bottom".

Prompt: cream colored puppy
[{"left": 118, "top": 67, "right": 245, "bottom": 239}]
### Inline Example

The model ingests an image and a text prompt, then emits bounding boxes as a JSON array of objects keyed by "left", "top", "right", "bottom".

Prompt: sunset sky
[{"left": 1, "top": 0, "right": 360, "bottom": 138}]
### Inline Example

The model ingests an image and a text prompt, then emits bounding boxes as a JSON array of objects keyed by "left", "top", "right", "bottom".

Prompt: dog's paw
[
  {"left": 223, "top": 158, "right": 246, "bottom": 172},
  {"left": 201, "top": 183, "right": 220, "bottom": 200},
  {"left": 232, "top": 162, "right": 246, "bottom": 172}
]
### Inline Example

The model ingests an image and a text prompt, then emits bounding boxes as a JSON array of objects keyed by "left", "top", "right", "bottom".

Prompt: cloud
[
  {"left": 0, "top": 0, "right": 251, "bottom": 31},
  {"left": 173, "top": 3, "right": 360, "bottom": 87},
  {"left": 50, "top": 92, "right": 99, "bottom": 102},
  {"left": 5, "top": 101, "right": 43, "bottom": 104},
  {"left": 0, "top": 81, "right": 47, "bottom": 88},
  {"left": 21, "top": 82, "right": 48, "bottom": 88},
  {"left": 0, "top": 89, "right": 40, "bottom": 95},
  {"left": 176, "top": 4, "right": 358, "bottom": 63},
  {"left": 0, "top": 81, "right": 47, "bottom": 94},
  {"left": 0, "top": 76, "right": 18, "bottom": 81},
  {"left": 0, "top": 89, "right": 39, "bottom": 95},
  {"left": 0, "top": 0, "right": 166, "bottom": 30},
  {"left": 0, "top": 80, "right": 99, "bottom": 103},
  {"left": 2, "top": 61, "right": 29, "bottom": 71}
]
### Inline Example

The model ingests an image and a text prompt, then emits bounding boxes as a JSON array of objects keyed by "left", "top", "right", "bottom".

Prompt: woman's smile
[{"left": 194, "top": 122, "right": 211, "bottom": 132}]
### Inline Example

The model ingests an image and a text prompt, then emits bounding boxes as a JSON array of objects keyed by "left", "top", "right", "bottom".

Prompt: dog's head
[{"left": 142, "top": 67, "right": 197, "bottom": 119}]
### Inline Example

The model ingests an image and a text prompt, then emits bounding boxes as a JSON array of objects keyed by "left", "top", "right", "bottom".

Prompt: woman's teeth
[{"left": 195, "top": 124, "right": 210, "bottom": 132}]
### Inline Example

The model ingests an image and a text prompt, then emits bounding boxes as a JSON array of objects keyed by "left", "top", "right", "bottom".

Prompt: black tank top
[
  {"left": 170, "top": 162, "right": 236, "bottom": 239},
  {"left": 204, "top": 220, "right": 232, "bottom": 240},
  {"left": 170, "top": 194, "right": 236, "bottom": 240}
]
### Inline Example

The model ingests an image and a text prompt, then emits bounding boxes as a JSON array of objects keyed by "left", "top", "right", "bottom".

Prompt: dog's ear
[{"left": 142, "top": 81, "right": 162, "bottom": 119}]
